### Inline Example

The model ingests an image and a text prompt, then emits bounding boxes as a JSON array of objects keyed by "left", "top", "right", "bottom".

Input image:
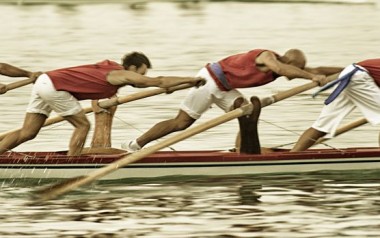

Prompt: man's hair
[
  {"left": 283, "top": 49, "right": 307, "bottom": 69},
  {"left": 122, "top": 52, "right": 152, "bottom": 69}
]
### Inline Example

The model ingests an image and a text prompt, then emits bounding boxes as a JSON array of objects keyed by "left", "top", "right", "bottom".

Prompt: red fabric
[
  {"left": 46, "top": 60, "right": 123, "bottom": 100},
  {"left": 357, "top": 59, "right": 380, "bottom": 87},
  {"left": 206, "top": 49, "right": 277, "bottom": 91}
]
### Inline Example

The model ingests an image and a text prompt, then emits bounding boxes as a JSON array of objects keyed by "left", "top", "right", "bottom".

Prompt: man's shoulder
[{"left": 96, "top": 60, "right": 124, "bottom": 70}]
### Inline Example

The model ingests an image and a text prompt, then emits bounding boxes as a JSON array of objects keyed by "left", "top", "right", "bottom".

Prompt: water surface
[{"left": 1, "top": 1, "right": 380, "bottom": 237}]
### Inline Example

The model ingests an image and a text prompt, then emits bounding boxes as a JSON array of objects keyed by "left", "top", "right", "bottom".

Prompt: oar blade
[{"left": 32, "top": 176, "right": 88, "bottom": 203}]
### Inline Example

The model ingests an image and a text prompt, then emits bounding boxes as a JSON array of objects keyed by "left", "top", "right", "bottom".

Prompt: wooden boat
[{"left": 2, "top": 147, "right": 380, "bottom": 180}]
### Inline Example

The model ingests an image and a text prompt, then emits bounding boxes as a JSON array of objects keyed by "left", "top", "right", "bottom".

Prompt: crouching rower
[{"left": 292, "top": 59, "right": 380, "bottom": 151}]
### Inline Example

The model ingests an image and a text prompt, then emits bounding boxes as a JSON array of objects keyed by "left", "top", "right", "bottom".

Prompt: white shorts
[
  {"left": 181, "top": 67, "right": 244, "bottom": 119},
  {"left": 26, "top": 74, "right": 82, "bottom": 117},
  {"left": 312, "top": 64, "right": 380, "bottom": 137}
]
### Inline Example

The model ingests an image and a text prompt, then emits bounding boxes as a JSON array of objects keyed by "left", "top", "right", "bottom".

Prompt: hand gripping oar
[
  {"left": 33, "top": 76, "right": 336, "bottom": 203},
  {"left": 0, "top": 78, "right": 35, "bottom": 95},
  {"left": 0, "top": 83, "right": 194, "bottom": 140}
]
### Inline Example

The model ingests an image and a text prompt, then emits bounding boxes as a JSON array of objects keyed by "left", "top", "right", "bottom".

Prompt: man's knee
[
  {"left": 173, "top": 119, "right": 193, "bottom": 131},
  {"left": 79, "top": 119, "right": 91, "bottom": 133},
  {"left": 65, "top": 113, "right": 91, "bottom": 132},
  {"left": 172, "top": 111, "right": 196, "bottom": 131},
  {"left": 19, "top": 130, "right": 39, "bottom": 141}
]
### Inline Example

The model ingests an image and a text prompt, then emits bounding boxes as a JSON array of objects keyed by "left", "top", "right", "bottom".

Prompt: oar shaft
[
  {"left": 261, "top": 73, "right": 340, "bottom": 107},
  {"left": 98, "top": 83, "right": 193, "bottom": 108},
  {"left": 0, "top": 78, "right": 34, "bottom": 94},
  {"left": 316, "top": 118, "right": 368, "bottom": 144}
]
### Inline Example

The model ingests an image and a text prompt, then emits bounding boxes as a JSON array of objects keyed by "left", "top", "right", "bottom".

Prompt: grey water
[{"left": 0, "top": 1, "right": 380, "bottom": 237}]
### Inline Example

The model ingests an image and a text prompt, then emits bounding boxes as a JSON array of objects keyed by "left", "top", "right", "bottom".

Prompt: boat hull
[{"left": 1, "top": 148, "right": 380, "bottom": 180}]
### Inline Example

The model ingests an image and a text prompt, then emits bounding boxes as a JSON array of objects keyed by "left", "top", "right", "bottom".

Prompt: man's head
[
  {"left": 282, "top": 49, "right": 307, "bottom": 69},
  {"left": 122, "top": 52, "right": 152, "bottom": 75}
]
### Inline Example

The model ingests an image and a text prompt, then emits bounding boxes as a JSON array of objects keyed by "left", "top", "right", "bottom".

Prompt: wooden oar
[
  {"left": 315, "top": 117, "right": 368, "bottom": 144},
  {"left": 33, "top": 77, "right": 334, "bottom": 202},
  {"left": 0, "top": 83, "right": 193, "bottom": 140},
  {"left": 0, "top": 78, "right": 35, "bottom": 95}
]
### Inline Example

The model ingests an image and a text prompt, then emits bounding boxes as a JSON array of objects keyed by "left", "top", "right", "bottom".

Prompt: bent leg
[
  {"left": 291, "top": 128, "right": 326, "bottom": 152},
  {"left": 0, "top": 113, "right": 47, "bottom": 154},
  {"left": 63, "top": 110, "right": 91, "bottom": 156},
  {"left": 137, "top": 110, "right": 196, "bottom": 147}
]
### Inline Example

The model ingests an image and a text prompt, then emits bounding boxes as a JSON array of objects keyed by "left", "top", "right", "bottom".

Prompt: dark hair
[{"left": 122, "top": 52, "right": 152, "bottom": 69}]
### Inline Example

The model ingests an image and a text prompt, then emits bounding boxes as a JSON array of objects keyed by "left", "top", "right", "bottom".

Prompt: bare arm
[
  {"left": 0, "top": 63, "right": 43, "bottom": 93},
  {"left": 107, "top": 70, "right": 205, "bottom": 88},
  {"left": 0, "top": 63, "right": 36, "bottom": 78},
  {"left": 257, "top": 51, "right": 317, "bottom": 80},
  {"left": 305, "top": 66, "right": 343, "bottom": 76}
]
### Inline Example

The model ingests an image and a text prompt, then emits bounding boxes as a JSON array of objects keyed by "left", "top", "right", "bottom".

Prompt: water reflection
[{"left": 2, "top": 170, "right": 380, "bottom": 237}]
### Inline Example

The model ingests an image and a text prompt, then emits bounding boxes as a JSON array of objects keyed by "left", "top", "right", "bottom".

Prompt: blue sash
[
  {"left": 209, "top": 62, "right": 232, "bottom": 90},
  {"left": 312, "top": 64, "right": 366, "bottom": 105}
]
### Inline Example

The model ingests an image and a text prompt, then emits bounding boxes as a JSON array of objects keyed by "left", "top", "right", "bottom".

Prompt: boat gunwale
[{"left": 2, "top": 147, "right": 380, "bottom": 165}]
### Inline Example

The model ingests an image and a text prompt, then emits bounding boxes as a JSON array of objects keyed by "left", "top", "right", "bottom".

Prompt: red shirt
[
  {"left": 206, "top": 49, "right": 277, "bottom": 91},
  {"left": 46, "top": 60, "right": 123, "bottom": 100},
  {"left": 357, "top": 59, "right": 380, "bottom": 87}
]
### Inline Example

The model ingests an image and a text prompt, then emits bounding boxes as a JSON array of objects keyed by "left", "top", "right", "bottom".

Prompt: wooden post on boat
[
  {"left": 90, "top": 100, "right": 117, "bottom": 148},
  {"left": 236, "top": 96, "right": 262, "bottom": 154}
]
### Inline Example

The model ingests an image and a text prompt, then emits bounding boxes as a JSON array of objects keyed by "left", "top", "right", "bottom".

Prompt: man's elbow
[{"left": 0, "top": 63, "right": 5, "bottom": 73}]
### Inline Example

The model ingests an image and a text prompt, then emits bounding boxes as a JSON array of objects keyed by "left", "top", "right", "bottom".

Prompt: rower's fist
[
  {"left": 29, "top": 71, "right": 44, "bottom": 83},
  {"left": 193, "top": 77, "right": 206, "bottom": 87},
  {"left": 0, "top": 83, "right": 6, "bottom": 94},
  {"left": 312, "top": 74, "right": 328, "bottom": 86}
]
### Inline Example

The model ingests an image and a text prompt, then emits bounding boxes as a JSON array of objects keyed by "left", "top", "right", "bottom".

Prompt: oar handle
[
  {"left": 98, "top": 83, "right": 193, "bottom": 108},
  {"left": 261, "top": 73, "right": 340, "bottom": 107},
  {"left": 0, "top": 78, "right": 34, "bottom": 95}
]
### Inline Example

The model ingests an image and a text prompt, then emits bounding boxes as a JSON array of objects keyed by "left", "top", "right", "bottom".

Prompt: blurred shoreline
[{"left": 0, "top": 0, "right": 377, "bottom": 6}]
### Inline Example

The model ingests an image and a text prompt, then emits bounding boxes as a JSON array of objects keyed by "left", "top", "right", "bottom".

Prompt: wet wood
[
  {"left": 90, "top": 100, "right": 117, "bottom": 148},
  {"left": 236, "top": 96, "right": 261, "bottom": 154}
]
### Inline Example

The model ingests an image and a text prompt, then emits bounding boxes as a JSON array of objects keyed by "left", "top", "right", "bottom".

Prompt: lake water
[{"left": 1, "top": 1, "right": 380, "bottom": 237}]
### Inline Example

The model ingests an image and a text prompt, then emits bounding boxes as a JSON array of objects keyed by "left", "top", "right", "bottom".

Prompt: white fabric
[
  {"left": 312, "top": 64, "right": 380, "bottom": 137},
  {"left": 121, "top": 139, "right": 141, "bottom": 152},
  {"left": 180, "top": 67, "right": 244, "bottom": 119},
  {"left": 26, "top": 74, "right": 82, "bottom": 117}
]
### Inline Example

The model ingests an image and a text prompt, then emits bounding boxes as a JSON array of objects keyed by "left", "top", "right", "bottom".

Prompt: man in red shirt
[
  {"left": 0, "top": 52, "right": 204, "bottom": 156},
  {"left": 292, "top": 59, "right": 380, "bottom": 151},
  {"left": 123, "top": 49, "right": 342, "bottom": 152}
]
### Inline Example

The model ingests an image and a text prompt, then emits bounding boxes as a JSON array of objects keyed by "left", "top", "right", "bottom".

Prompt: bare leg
[
  {"left": 63, "top": 110, "right": 91, "bottom": 156},
  {"left": 291, "top": 127, "right": 327, "bottom": 152},
  {"left": 137, "top": 110, "right": 196, "bottom": 147},
  {"left": 0, "top": 113, "right": 47, "bottom": 154}
]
